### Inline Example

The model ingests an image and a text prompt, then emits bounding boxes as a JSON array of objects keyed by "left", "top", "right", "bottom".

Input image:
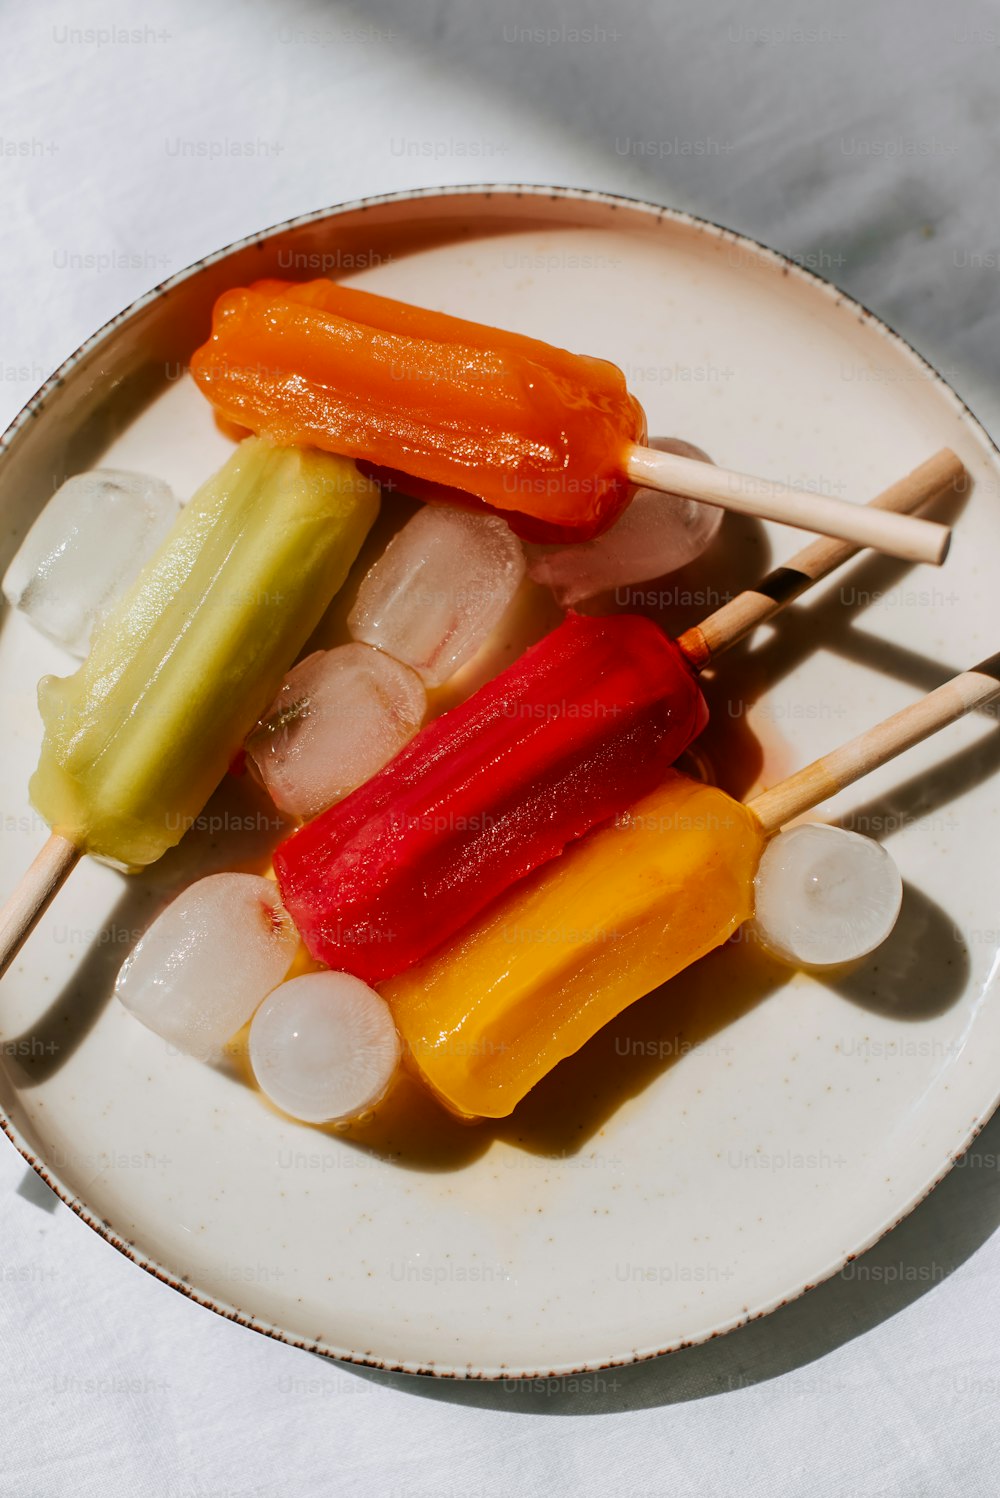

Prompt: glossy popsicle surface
[
  {"left": 31, "top": 438, "right": 379, "bottom": 870},
  {"left": 274, "top": 612, "right": 707, "bottom": 982},
  {"left": 190, "top": 278, "right": 646, "bottom": 542},
  {"left": 382, "top": 772, "right": 765, "bottom": 1119}
]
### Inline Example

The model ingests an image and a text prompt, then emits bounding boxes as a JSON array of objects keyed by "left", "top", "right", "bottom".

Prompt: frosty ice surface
[
  {"left": 246, "top": 644, "right": 426, "bottom": 820},
  {"left": 527, "top": 439, "right": 722, "bottom": 606},
  {"left": 752, "top": 823, "right": 903, "bottom": 966},
  {"left": 3, "top": 470, "right": 179, "bottom": 656},
  {"left": 349, "top": 507, "right": 525, "bottom": 685},
  {"left": 116, "top": 873, "right": 299, "bottom": 1060}
]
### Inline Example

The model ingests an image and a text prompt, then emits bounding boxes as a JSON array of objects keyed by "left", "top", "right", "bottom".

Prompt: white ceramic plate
[{"left": 1, "top": 186, "right": 998, "bottom": 1379}]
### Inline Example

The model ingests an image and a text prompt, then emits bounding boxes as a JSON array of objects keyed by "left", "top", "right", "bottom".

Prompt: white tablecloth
[{"left": 2, "top": 1, "right": 999, "bottom": 1492}]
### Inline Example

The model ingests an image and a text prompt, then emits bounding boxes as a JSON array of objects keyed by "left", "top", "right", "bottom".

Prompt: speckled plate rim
[{"left": 2, "top": 182, "right": 999, "bottom": 1382}]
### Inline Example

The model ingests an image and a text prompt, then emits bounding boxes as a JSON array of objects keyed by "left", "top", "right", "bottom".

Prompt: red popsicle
[{"left": 273, "top": 613, "right": 706, "bottom": 982}]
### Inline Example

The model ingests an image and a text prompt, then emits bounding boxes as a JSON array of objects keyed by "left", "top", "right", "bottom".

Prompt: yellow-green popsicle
[{"left": 30, "top": 437, "right": 379, "bottom": 870}]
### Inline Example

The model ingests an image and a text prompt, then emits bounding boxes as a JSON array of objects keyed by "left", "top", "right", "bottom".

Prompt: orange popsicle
[
  {"left": 190, "top": 277, "right": 645, "bottom": 543},
  {"left": 189, "top": 278, "right": 952, "bottom": 563}
]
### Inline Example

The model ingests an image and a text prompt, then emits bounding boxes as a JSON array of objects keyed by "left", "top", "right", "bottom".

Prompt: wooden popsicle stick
[
  {"left": 675, "top": 448, "right": 965, "bottom": 670},
  {"left": 624, "top": 445, "right": 952, "bottom": 566},
  {"left": 747, "top": 655, "right": 1000, "bottom": 836},
  {"left": 0, "top": 834, "right": 80, "bottom": 981}
]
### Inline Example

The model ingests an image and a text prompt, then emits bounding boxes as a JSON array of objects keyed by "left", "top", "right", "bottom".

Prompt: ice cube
[
  {"left": 3, "top": 469, "right": 179, "bottom": 656},
  {"left": 115, "top": 873, "right": 298, "bottom": 1060},
  {"left": 348, "top": 507, "right": 525, "bottom": 685},
  {"left": 249, "top": 971, "right": 400, "bottom": 1124},
  {"left": 752, "top": 823, "right": 903, "bottom": 967},
  {"left": 527, "top": 438, "right": 723, "bottom": 606},
  {"left": 245, "top": 644, "right": 426, "bottom": 821}
]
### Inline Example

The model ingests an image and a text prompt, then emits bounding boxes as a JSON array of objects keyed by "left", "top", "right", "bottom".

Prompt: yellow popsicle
[
  {"left": 30, "top": 437, "right": 378, "bottom": 870},
  {"left": 382, "top": 771, "right": 764, "bottom": 1119}
]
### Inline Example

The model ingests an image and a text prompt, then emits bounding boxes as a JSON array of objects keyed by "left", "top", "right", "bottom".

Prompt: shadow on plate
[
  {"left": 336, "top": 934, "right": 791, "bottom": 1172},
  {"left": 330, "top": 1095, "right": 1000, "bottom": 1413},
  {"left": 4, "top": 772, "right": 291, "bottom": 1087},
  {"left": 699, "top": 473, "right": 971, "bottom": 731},
  {"left": 827, "top": 880, "right": 970, "bottom": 1022},
  {"left": 327, "top": 860, "right": 971, "bottom": 1176}
]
